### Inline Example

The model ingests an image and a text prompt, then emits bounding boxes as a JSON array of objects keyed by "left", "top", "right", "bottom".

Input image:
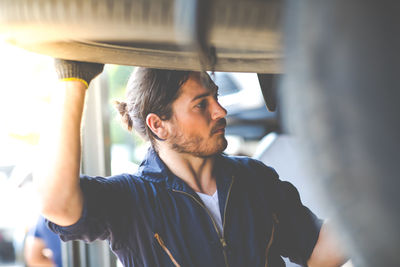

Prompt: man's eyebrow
[
  {"left": 191, "top": 86, "right": 219, "bottom": 102},
  {"left": 191, "top": 92, "right": 211, "bottom": 102}
]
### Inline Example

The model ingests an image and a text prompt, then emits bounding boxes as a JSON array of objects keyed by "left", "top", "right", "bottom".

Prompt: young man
[{"left": 36, "top": 60, "right": 346, "bottom": 267}]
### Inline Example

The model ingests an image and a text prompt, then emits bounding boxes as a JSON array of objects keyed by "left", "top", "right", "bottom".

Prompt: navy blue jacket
[{"left": 48, "top": 148, "right": 322, "bottom": 267}]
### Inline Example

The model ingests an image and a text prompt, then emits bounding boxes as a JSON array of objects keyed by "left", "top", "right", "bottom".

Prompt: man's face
[{"left": 166, "top": 72, "right": 228, "bottom": 157}]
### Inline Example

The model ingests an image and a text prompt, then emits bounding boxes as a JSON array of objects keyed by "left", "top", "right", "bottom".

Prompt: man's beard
[{"left": 168, "top": 122, "right": 228, "bottom": 157}]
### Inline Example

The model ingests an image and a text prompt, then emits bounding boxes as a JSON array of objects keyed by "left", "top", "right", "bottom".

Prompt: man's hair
[{"left": 115, "top": 67, "right": 191, "bottom": 148}]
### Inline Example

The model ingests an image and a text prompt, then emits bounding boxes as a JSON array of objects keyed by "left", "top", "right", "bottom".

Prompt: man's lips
[
  {"left": 213, "top": 128, "right": 225, "bottom": 134},
  {"left": 211, "top": 119, "right": 227, "bottom": 135}
]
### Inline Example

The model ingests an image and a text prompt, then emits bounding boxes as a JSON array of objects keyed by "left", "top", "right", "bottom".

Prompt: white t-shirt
[{"left": 196, "top": 190, "right": 223, "bottom": 234}]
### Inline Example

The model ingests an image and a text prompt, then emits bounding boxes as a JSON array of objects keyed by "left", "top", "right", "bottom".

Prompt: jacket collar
[{"left": 137, "top": 147, "right": 234, "bottom": 194}]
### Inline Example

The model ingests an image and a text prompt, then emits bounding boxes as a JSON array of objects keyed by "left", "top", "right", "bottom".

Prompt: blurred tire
[{"left": 282, "top": 1, "right": 400, "bottom": 266}]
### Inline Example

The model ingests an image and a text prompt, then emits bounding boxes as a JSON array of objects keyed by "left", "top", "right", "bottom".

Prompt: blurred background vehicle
[
  {"left": 215, "top": 73, "right": 278, "bottom": 139},
  {"left": 0, "top": 229, "right": 16, "bottom": 264},
  {"left": 212, "top": 72, "right": 278, "bottom": 155}
]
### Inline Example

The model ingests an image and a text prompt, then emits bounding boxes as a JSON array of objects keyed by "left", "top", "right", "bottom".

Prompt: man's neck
[{"left": 158, "top": 147, "right": 217, "bottom": 195}]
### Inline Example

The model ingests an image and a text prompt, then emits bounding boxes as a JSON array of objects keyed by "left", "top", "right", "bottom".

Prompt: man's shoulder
[
  {"left": 220, "top": 154, "right": 279, "bottom": 181},
  {"left": 80, "top": 172, "right": 144, "bottom": 183},
  {"left": 222, "top": 155, "right": 279, "bottom": 185},
  {"left": 78, "top": 173, "right": 153, "bottom": 193},
  {"left": 78, "top": 173, "right": 168, "bottom": 208}
]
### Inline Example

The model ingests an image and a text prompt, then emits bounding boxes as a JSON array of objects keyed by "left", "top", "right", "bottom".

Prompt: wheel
[
  {"left": 282, "top": 1, "right": 400, "bottom": 266},
  {"left": 0, "top": 0, "right": 283, "bottom": 73}
]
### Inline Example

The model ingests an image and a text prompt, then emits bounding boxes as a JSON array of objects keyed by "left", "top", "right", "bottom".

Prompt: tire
[
  {"left": 282, "top": 1, "right": 400, "bottom": 266},
  {"left": 0, "top": 0, "right": 283, "bottom": 73}
]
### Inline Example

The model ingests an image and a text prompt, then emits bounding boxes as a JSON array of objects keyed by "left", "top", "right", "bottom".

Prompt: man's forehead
[{"left": 184, "top": 72, "right": 217, "bottom": 91}]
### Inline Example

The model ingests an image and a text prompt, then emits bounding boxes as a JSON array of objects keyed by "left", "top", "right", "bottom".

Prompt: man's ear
[{"left": 146, "top": 113, "right": 168, "bottom": 140}]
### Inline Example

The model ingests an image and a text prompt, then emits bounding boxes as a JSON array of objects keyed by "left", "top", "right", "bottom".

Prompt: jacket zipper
[
  {"left": 172, "top": 175, "right": 234, "bottom": 267},
  {"left": 265, "top": 213, "right": 279, "bottom": 267},
  {"left": 154, "top": 233, "right": 181, "bottom": 267}
]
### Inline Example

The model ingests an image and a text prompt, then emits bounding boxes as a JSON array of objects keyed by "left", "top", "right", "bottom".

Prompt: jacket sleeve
[
  {"left": 234, "top": 157, "right": 323, "bottom": 265},
  {"left": 46, "top": 174, "right": 138, "bottom": 243},
  {"left": 245, "top": 158, "right": 323, "bottom": 266},
  {"left": 272, "top": 179, "right": 323, "bottom": 266}
]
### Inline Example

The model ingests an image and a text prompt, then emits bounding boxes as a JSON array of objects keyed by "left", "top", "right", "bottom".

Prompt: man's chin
[
  {"left": 213, "top": 137, "right": 228, "bottom": 155},
  {"left": 220, "top": 137, "right": 228, "bottom": 152},
  {"left": 169, "top": 135, "right": 228, "bottom": 157},
  {"left": 193, "top": 140, "right": 228, "bottom": 158}
]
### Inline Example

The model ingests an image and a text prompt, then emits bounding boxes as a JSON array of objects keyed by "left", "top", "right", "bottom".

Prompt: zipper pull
[{"left": 220, "top": 238, "right": 228, "bottom": 248}]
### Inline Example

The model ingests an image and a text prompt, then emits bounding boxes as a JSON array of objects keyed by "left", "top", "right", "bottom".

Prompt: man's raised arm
[{"left": 34, "top": 60, "right": 104, "bottom": 227}]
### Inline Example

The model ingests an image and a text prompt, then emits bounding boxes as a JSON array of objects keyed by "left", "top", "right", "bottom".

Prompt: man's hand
[{"left": 54, "top": 59, "right": 104, "bottom": 88}]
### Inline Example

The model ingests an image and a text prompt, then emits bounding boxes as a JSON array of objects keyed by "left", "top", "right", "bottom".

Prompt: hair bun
[
  {"left": 114, "top": 101, "right": 127, "bottom": 116},
  {"left": 114, "top": 101, "right": 133, "bottom": 131}
]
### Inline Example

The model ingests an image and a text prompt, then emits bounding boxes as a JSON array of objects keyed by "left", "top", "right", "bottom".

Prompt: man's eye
[{"left": 196, "top": 100, "right": 207, "bottom": 109}]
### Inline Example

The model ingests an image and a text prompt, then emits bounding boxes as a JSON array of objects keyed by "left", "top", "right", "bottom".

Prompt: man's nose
[{"left": 211, "top": 100, "right": 227, "bottom": 120}]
